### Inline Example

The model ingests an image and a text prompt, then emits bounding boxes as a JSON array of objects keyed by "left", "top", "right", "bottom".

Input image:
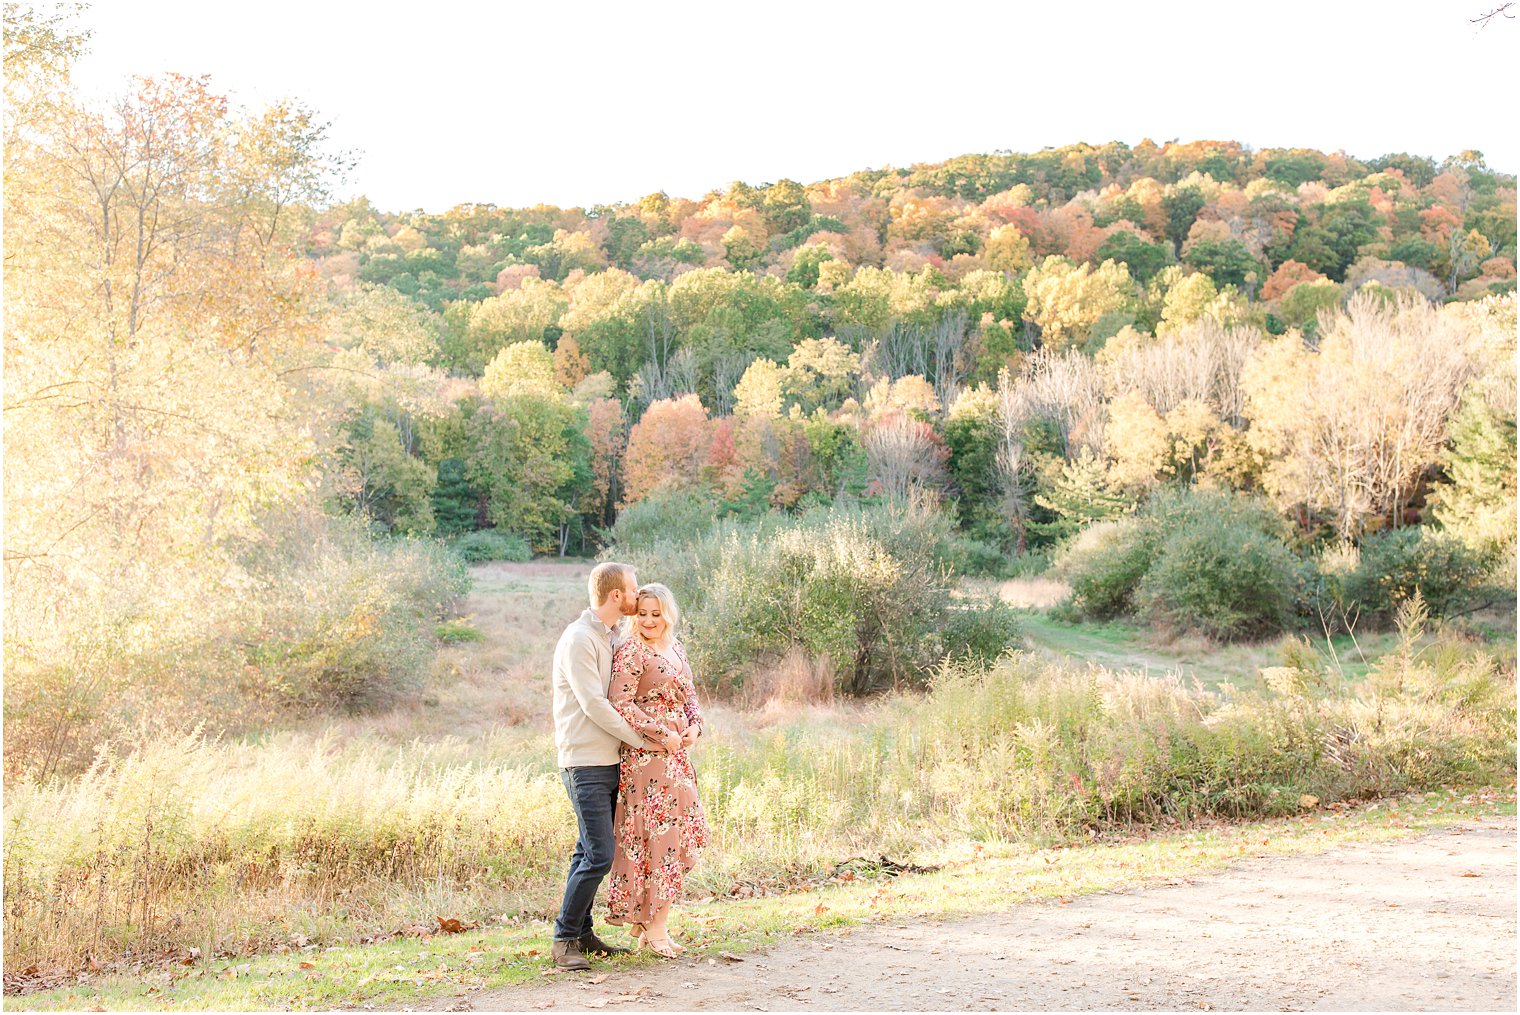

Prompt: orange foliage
[
  {"left": 621, "top": 394, "right": 710, "bottom": 505},
  {"left": 1261, "top": 260, "right": 1328, "bottom": 302}
]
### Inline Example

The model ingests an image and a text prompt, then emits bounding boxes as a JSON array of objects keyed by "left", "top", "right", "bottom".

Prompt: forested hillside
[{"left": 309, "top": 141, "right": 1517, "bottom": 554}]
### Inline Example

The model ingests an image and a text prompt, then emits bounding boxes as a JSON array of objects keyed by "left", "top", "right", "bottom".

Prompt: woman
[{"left": 605, "top": 582, "right": 709, "bottom": 958}]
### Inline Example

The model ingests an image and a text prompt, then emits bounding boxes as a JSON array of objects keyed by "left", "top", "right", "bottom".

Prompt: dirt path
[{"left": 449, "top": 816, "right": 1515, "bottom": 1012}]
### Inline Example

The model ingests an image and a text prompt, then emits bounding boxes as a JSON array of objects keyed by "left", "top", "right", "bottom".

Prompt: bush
[
  {"left": 618, "top": 502, "right": 960, "bottom": 695},
  {"left": 1136, "top": 517, "right": 1303, "bottom": 640},
  {"left": 1053, "top": 489, "right": 1310, "bottom": 640},
  {"left": 242, "top": 527, "right": 469, "bottom": 711},
  {"left": 1052, "top": 517, "right": 1158, "bottom": 619},
  {"left": 452, "top": 529, "right": 532, "bottom": 563},
  {"left": 939, "top": 598, "right": 1023, "bottom": 664},
  {"left": 2, "top": 516, "right": 470, "bottom": 780},
  {"left": 607, "top": 488, "right": 719, "bottom": 554},
  {"left": 1342, "top": 527, "right": 1496, "bottom": 620},
  {"left": 937, "top": 534, "right": 1012, "bottom": 578}
]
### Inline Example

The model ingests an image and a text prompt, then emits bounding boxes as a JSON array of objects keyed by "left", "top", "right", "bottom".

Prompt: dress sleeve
[
  {"left": 609, "top": 642, "right": 671, "bottom": 745},
  {"left": 674, "top": 642, "right": 703, "bottom": 736}
]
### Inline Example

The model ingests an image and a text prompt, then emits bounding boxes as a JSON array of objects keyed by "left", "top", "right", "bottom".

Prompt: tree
[
  {"left": 481, "top": 340, "right": 560, "bottom": 399},
  {"left": 451, "top": 280, "right": 568, "bottom": 373},
  {"left": 621, "top": 394, "right": 711, "bottom": 504},
  {"left": 1182, "top": 237, "right": 1264, "bottom": 290},
  {"left": 1095, "top": 230, "right": 1171, "bottom": 283},
  {"left": 1022, "top": 257, "right": 1140, "bottom": 349},
  {"left": 1161, "top": 185, "right": 1206, "bottom": 248},
  {"left": 733, "top": 357, "right": 787, "bottom": 418},
  {"left": 943, "top": 388, "right": 1006, "bottom": 543},
  {"left": 1260, "top": 260, "right": 1327, "bottom": 302},
  {"left": 554, "top": 334, "right": 591, "bottom": 388},
  {"left": 863, "top": 413, "right": 948, "bottom": 501},
  {"left": 583, "top": 397, "right": 627, "bottom": 536},
  {"left": 1030, "top": 447, "right": 1132, "bottom": 540},
  {"left": 431, "top": 456, "right": 481, "bottom": 535},
  {"left": 1426, "top": 387, "right": 1517, "bottom": 551},
  {"left": 784, "top": 337, "right": 862, "bottom": 413},
  {"left": 339, "top": 410, "right": 436, "bottom": 534},
  {"left": 1241, "top": 294, "right": 1477, "bottom": 538},
  {"left": 465, "top": 395, "right": 591, "bottom": 552}
]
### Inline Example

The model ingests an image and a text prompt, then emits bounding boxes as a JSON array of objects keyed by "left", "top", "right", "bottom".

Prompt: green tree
[
  {"left": 430, "top": 456, "right": 480, "bottom": 535},
  {"left": 1427, "top": 388, "right": 1517, "bottom": 551},
  {"left": 1029, "top": 447, "right": 1133, "bottom": 541},
  {"left": 1161, "top": 185, "right": 1206, "bottom": 249},
  {"left": 1096, "top": 230, "right": 1172, "bottom": 283},
  {"left": 340, "top": 410, "right": 436, "bottom": 535},
  {"left": 1182, "top": 237, "right": 1265, "bottom": 290},
  {"left": 465, "top": 396, "right": 592, "bottom": 552}
]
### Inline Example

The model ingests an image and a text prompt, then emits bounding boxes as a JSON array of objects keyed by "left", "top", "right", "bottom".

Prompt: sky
[{"left": 68, "top": 0, "right": 1518, "bottom": 213}]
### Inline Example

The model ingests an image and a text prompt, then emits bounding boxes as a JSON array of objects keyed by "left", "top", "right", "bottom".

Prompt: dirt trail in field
[{"left": 440, "top": 816, "right": 1515, "bottom": 1013}]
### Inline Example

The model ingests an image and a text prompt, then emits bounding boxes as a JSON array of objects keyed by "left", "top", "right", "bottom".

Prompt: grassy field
[
  {"left": 4, "top": 560, "right": 1514, "bottom": 1009},
  {"left": 8, "top": 787, "right": 1513, "bottom": 1012}
]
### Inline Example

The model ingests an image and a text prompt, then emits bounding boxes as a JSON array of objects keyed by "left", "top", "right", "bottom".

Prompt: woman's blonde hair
[{"left": 634, "top": 583, "right": 680, "bottom": 647}]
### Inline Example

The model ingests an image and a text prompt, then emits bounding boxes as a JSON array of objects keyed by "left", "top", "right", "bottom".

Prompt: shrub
[
  {"left": 939, "top": 597, "right": 1023, "bottom": 664},
  {"left": 1342, "top": 527, "right": 1495, "bottom": 620},
  {"left": 1136, "top": 516, "right": 1303, "bottom": 641},
  {"left": 2, "top": 516, "right": 470, "bottom": 780},
  {"left": 1052, "top": 517, "right": 1158, "bottom": 619},
  {"left": 937, "top": 534, "right": 1012, "bottom": 578},
  {"left": 618, "top": 502, "right": 960, "bottom": 695},
  {"left": 452, "top": 529, "right": 532, "bottom": 563},
  {"left": 242, "top": 527, "right": 469, "bottom": 711},
  {"left": 606, "top": 487, "right": 719, "bottom": 554}
]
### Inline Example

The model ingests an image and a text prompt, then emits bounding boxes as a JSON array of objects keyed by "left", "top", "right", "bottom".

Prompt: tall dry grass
[{"left": 7, "top": 598, "right": 1511, "bottom": 974}]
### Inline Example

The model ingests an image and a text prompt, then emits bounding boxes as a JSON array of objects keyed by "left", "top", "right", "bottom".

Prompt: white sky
[{"left": 70, "top": 0, "right": 1518, "bottom": 213}]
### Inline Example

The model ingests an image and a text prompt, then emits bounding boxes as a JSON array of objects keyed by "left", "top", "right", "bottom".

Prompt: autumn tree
[
  {"left": 863, "top": 413, "right": 948, "bottom": 501},
  {"left": 621, "top": 394, "right": 711, "bottom": 504},
  {"left": 481, "top": 340, "right": 561, "bottom": 399},
  {"left": 1021, "top": 256, "right": 1140, "bottom": 349},
  {"left": 1241, "top": 294, "right": 1478, "bottom": 537}
]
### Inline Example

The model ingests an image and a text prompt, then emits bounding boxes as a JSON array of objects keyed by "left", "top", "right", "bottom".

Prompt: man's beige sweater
[{"left": 551, "top": 608, "right": 646, "bottom": 767}]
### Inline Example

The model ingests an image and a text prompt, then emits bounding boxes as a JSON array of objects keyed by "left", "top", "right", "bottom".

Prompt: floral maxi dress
[{"left": 605, "top": 638, "right": 710, "bottom": 926}]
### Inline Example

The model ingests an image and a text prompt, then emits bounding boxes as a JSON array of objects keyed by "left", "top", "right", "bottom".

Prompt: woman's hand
[
  {"left": 680, "top": 726, "right": 700, "bottom": 749},
  {"left": 660, "top": 730, "right": 683, "bottom": 754}
]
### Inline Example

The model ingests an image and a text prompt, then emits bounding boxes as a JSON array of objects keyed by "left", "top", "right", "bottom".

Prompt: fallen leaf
[
  {"left": 1459, "top": 870, "right": 1481, "bottom": 877},
  {"left": 585, "top": 999, "right": 608, "bottom": 1009},
  {"left": 589, "top": 973, "right": 610, "bottom": 984},
  {"left": 719, "top": 951, "right": 744, "bottom": 962},
  {"left": 435, "top": 916, "right": 478, "bottom": 934},
  {"left": 299, "top": 961, "right": 317, "bottom": 969},
  {"left": 532, "top": 1003, "right": 556, "bottom": 1011}
]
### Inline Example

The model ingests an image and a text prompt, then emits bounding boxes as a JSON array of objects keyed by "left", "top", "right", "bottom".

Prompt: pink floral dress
[{"left": 605, "top": 638, "right": 709, "bottom": 926}]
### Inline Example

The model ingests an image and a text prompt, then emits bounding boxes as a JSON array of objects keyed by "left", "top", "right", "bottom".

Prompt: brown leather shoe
[
  {"left": 552, "top": 938, "right": 591, "bottom": 971},
  {"left": 578, "top": 931, "right": 631, "bottom": 957}
]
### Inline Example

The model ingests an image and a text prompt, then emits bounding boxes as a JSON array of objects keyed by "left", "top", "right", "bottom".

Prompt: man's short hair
[{"left": 588, "top": 562, "right": 636, "bottom": 606}]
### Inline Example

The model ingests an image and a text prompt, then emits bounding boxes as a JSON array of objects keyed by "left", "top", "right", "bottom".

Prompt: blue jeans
[{"left": 553, "top": 763, "right": 621, "bottom": 941}]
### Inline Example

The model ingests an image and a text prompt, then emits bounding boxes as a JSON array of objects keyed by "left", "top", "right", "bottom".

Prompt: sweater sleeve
[
  {"left": 609, "top": 643, "right": 672, "bottom": 746},
  {"left": 564, "top": 630, "right": 644, "bottom": 749}
]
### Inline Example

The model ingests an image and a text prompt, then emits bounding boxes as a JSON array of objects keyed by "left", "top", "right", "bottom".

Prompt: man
[{"left": 550, "top": 561, "right": 679, "bottom": 971}]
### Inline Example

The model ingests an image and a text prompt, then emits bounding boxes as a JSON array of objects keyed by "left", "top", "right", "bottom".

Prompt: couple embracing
[{"left": 549, "top": 561, "right": 709, "bottom": 969}]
